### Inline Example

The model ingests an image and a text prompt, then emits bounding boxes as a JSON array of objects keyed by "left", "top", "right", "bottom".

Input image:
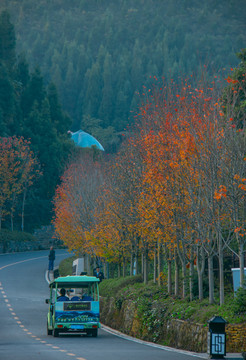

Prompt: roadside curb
[
  {"left": 101, "top": 324, "right": 208, "bottom": 359},
  {"left": 45, "top": 270, "right": 54, "bottom": 284},
  {"left": 101, "top": 325, "right": 243, "bottom": 359}
]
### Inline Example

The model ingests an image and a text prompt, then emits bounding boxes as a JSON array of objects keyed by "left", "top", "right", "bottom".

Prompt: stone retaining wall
[
  {"left": 0, "top": 239, "right": 42, "bottom": 253},
  {"left": 227, "top": 324, "right": 246, "bottom": 352},
  {"left": 100, "top": 296, "right": 246, "bottom": 353}
]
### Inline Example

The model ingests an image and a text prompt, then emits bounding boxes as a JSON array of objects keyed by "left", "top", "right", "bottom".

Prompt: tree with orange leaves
[
  {"left": 0, "top": 136, "right": 40, "bottom": 231},
  {"left": 97, "top": 140, "right": 145, "bottom": 278},
  {"left": 135, "top": 81, "right": 211, "bottom": 298},
  {"left": 53, "top": 153, "right": 104, "bottom": 259}
]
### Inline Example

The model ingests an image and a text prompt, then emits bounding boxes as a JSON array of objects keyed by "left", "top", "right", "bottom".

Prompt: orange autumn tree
[
  {"left": 0, "top": 136, "right": 40, "bottom": 231},
  {"left": 92, "top": 186, "right": 132, "bottom": 277},
  {"left": 53, "top": 153, "right": 104, "bottom": 256},
  {"left": 134, "top": 78, "right": 229, "bottom": 300},
  {"left": 93, "top": 140, "right": 145, "bottom": 277},
  {"left": 138, "top": 95, "right": 200, "bottom": 297},
  {"left": 213, "top": 101, "right": 246, "bottom": 290}
]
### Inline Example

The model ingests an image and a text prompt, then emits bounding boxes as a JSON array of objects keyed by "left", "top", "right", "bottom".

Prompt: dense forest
[
  {"left": 1, "top": 0, "right": 246, "bottom": 151},
  {"left": 0, "top": 1, "right": 246, "bottom": 233},
  {"left": 0, "top": 11, "right": 74, "bottom": 231}
]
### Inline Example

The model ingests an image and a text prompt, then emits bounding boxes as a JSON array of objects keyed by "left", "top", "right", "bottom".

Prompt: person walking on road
[{"left": 48, "top": 246, "right": 56, "bottom": 271}]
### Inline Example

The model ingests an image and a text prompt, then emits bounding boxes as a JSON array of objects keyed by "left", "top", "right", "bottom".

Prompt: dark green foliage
[
  {"left": 0, "top": 229, "right": 38, "bottom": 252},
  {"left": 0, "top": 229, "right": 37, "bottom": 243},
  {"left": 59, "top": 255, "right": 76, "bottom": 276},
  {"left": 0, "top": 10, "right": 15, "bottom": 72},
  {"left": 0, "top": 62, "right": 14, "bottom": 134},
  {"left": 0, "top": 11, "right": 74, "bottom": 231},
  {"left": 233, "top": 286, "right": 246, "bottom": 314},
  {"left": 1, "top": 0, "right": 245, "bottom": 136},
  {"left": 99, "top": 274, "right": 143, "bottom": 298}
]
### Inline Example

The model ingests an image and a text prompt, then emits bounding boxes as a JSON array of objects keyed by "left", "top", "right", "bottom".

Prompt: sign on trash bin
[{"left": 207, "top": 316, "right": 227, "bottom": 359}]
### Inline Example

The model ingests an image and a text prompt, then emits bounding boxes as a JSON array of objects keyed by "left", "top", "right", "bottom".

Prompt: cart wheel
[
  {"left": 47, "top": 322, "right": 52, "bottom": 335},
  {"left": 91, "top": 329, "right": 98, "bottom": 337},
  {"left": 53, "top": 329, "right": 59, "bottom": 337}
]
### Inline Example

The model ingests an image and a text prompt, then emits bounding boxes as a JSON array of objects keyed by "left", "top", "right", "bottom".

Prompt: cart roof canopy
[{"left": 49, "top": 275, "right": 99, "bottom": 288}]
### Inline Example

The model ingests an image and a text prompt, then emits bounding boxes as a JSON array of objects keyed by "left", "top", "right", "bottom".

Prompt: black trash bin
[
  {"left": 53, "top": 266, "right": 59, "bottom": 279},
  {"left": 207, "top": 316, "right": 227, "bottom": 359}
]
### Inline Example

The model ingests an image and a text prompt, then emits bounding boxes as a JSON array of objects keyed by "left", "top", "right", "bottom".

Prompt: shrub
[
  {"left": 233, "top": 286, "right": 246, "bottom": 314},
  {"left": 59, "top": 256, "right": 76, "bottom": 276},
  {"left": 0, "top": 229, "right": 38, "bottom": 252},
  {"left": 99, "top": 275, "right": 143, "bottom": 297}
]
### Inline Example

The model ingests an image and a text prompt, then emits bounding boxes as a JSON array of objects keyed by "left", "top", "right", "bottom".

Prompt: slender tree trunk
[
  {"left": 123, "top": 257, "right": 126, "bottom": 277},
  {"left": 168, "top": 259, "right": 172, "bottom": 295},
  {"left": 189, "top": 260, "right": 194, "bottom": 302},
  {"left": 118, "top": 262, "right": 121, "bottom": 278},
  {"left": 182, "top": 260, "right": 187, "bottom": 298},
  {"left": 153, "top": 247, "right": 157, "bottom": 283},
  {"left": 21, "top": 190, "right": 27, "bottom": 232},
  {"left": 208, "top": 254, "right": 215, "bottom": 304},
  {"left": 103, "top": 261, "right": 107, "bottom": 279},
  {"left": 130, "top": 250, "right": 134, "bottom": 276},
  {"left": 135, "top": 250, "right": 139, "bottom": 275},
  {"left": 10, "top": 211, "right": 14, "bottom": 231},
  {"left": 141, "top": 252, "right": 144, "bottom": 275},
  {"left": 197, "top": 246, "right": 205, "bottom": 301},
  {"left": 218, "top": 234, "right": 224, "bottom": 305},
  {"left": 174, "top": 254, "right": 179, "bottom": 296},
  {"left": 143, "top": 249, "right": 148, "bottom": 284},
  {"left": 198, "top": 269, "right": 203, "bottom": 300},
  {"left": 157, "top": 241, "right": 162, "bottom": 286},
  {"left": 10, "top": 193, "right": 17, "bottom": 231},
  {"left": 239, "top": 242, "right": 244, "bottom": 287},
  {"left": 106, "top": 262, "right": 109, "bottom": 279},
  {"left": 85, "top": 254, "right": 89, "bottom": 274},
  {"left": 88, "top": 254, "right": 91, "bottom": 275}
]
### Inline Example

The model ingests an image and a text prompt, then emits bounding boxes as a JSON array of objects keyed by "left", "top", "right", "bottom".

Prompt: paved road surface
[{"left": 0, "top": 250, "right": 234, "bottom": 360}]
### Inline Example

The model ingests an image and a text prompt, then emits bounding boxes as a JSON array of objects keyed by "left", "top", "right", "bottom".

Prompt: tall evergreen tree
[
  {"left": 21, "top": 67, "right": 46, "bottom": 118},
  {"left": 0, "top": 10, "right": 16, "bottom": 73},
  {"left": 0, "top": 62, "right": 14, "bottom": 135},
  {"left": 48, "top": 82, "right": 71, "bottom": 134},
  {"left": 83, "top": 62, "right": 102, "bottom": 118},
  {"left": 99, "top": 53, "right": 114, "bottom": 127}
]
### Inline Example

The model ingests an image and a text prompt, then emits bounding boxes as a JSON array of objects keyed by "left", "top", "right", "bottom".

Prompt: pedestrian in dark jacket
[
  {"left": 93, "top": 266, "right": 104, "bottom": 282},
  {"left": 48, "top": 246, "right": 55, "bottom": 271}
]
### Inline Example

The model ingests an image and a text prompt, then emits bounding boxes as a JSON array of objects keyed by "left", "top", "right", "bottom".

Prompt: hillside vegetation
[
  {"left": 99, "top": 276, "right": 246, "bottom": 326},
  {"left": 59, "top": 257, "right": 246, "bottom": 325},
  {"left": 1, "top": 0, "right": 246, "bottom": 149}
]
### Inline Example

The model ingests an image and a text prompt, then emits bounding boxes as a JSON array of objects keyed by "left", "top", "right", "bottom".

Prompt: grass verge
[
  {"left": 99, "top": 275, "right": 246, "bottom": 325},
  {"left": 59, "top": 257, "right": 246, "bottom": 325}
]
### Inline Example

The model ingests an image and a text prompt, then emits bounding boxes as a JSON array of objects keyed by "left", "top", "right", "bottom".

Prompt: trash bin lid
[{"left": 208, "top": 316, "right": 227, "bottom": 324}]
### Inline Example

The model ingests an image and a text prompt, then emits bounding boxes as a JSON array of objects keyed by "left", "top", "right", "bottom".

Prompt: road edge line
[{"left": 101, "top": 324, "right": 209, "bottom": 359}]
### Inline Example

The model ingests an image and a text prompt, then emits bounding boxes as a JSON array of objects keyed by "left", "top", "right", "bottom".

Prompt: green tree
[
  {"left": 99, "top": 53, "right": 114, "bottom": 127},
  {"left": 83, "top": 62, "right": 102, "bottom": 118},
  {"left": 48, "top": 82, "right": 72, "bottom": 134},
  {"left": 21, "top": 67, "right": 46, "bottom": 118},
  {"left": 222, "top": 48, "right": 246, "bottom": 128},
  {"left": 0, "top": 63, "right": 14, "bottom": 136},
  {"left": 0, "top": 10, "right": 16, "bottom": 73}
]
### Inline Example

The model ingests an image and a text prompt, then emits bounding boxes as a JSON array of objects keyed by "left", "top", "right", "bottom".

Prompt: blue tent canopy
[{"left": 70, "top": 130, "right": 104, "bottom": 151}]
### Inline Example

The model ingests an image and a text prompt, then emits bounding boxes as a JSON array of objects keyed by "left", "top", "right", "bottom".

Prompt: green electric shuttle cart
[{"left": 46, "top": 275, "right": 100, "bottom": 337}]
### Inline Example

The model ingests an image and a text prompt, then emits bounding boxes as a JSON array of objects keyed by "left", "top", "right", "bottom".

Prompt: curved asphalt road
[{"left": 0, "top": 250, "right": 208, "bottom": 360}]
